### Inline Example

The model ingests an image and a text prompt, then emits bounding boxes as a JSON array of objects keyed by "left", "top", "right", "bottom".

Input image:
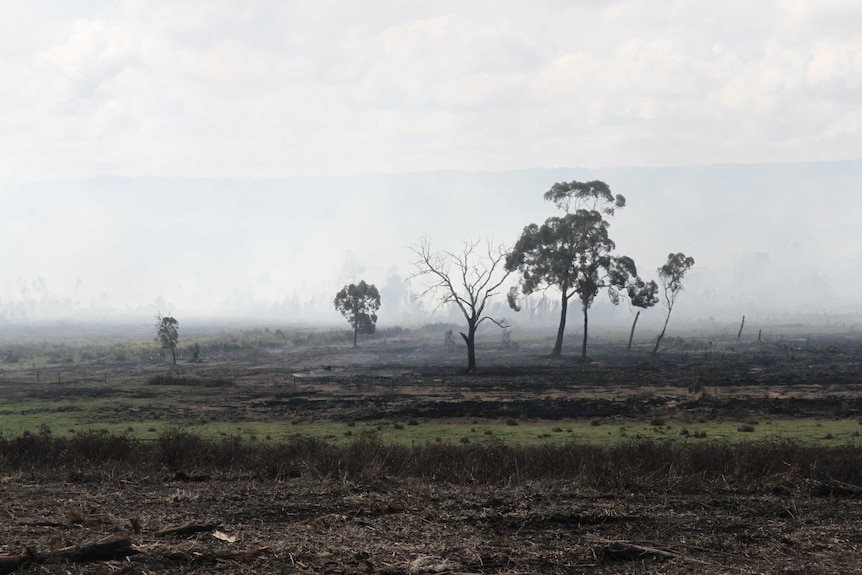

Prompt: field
[{"left": 1, "top": 321, "right": 862, "bottom": 573}]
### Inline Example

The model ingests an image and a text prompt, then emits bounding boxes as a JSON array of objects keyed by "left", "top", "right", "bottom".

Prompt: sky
[{"left": 1, "top": 1, "right": 861, "bottom": 329}]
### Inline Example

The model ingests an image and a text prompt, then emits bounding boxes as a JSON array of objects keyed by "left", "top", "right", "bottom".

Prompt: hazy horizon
[
  {"left": 3, "top": 160, "right": 862, "bottom": 335},
  {"left": 2, "top": 3, "right": 860, "bottom": 335}
]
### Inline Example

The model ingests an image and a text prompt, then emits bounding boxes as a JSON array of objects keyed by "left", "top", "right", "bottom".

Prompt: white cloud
[{"left": 0, "top": 1, "right": 859, "bottom": 180}]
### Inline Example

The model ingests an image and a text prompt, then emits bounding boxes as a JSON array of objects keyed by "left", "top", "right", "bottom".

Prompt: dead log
[
  {"left": 0, "top": 551, "right": 33, "bottom": 575},
  {"left": 0, "top": 534, "right": 137, "bottom": 574},
  {"left": 50, "top": 533, "right": 138, "bottom": 562}
]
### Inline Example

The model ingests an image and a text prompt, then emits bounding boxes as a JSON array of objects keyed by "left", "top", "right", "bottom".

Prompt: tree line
[
  {"left": 155, "top": 180, "right": 693, "bottom": 371},
  {"left": 334, "top": 180, "right": 694, "bottom": 371}
]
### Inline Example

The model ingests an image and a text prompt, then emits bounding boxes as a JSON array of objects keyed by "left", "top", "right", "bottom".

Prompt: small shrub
[
  {"left": 693, "top": 430, "right": 708, "bottom": 439},
  {"left": 737, "top": 424, "right": 756, "bottom": 433},
  {"left": 147, "top": 373, "right": 184, "bottom": 386},
  {"left": 650, "top": 418, "right": 666, "bottom": 427},
  {"left": 157, "top": 427, "right": 204, "bottom": 469},
  {"left": 505, "top": 419, "right": 519, "bottom": 426},
  {"left": 393, "top": 422, "right": 404, "bottom": 430},
  {"left": 590, "top": 419, "right": 602, "bottom": 427}
]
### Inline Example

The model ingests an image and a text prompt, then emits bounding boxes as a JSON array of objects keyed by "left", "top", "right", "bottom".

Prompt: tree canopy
[
  {"left": 507, "top": 183, "right": 639, "bottom": 359},
  {"left": 543, "top": 180, "right": 626, "bottom": 215},
  {"left": 334, "top": 281, "right": 381, "bottom": 348}
]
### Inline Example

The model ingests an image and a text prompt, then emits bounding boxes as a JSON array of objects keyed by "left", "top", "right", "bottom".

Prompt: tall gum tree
[
  {"left": 653, "top": 252, "right": 696, "bottom": 354},
  {"left": 411, "top": 238, "right": 512, "bottom": 372},
  {"left": 507, "top": 181, "right": 639, "bottom": 359}
]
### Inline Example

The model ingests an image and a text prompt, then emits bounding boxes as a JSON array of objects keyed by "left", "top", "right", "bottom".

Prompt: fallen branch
[
  {"left": 154, "top": 522, "right": 221, "bottom": 537},
  {"left": 595, "top": 539, "right": 712, "bottom": 566},
  {"left": 0, "top": 534, "right": 137, "bottom": 574},
  {"left": 0, "top": 535, "right": 268, "bottom": 574}
]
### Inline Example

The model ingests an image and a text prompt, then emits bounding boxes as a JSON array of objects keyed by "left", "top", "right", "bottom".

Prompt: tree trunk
[
  {"left": 627, "top": 310, "right": 641, "bottom": 351},
  {"left": 552, "top": 295, "right": 568, "bottom": 356},
  {"left": 581, "top": 304, "right": 589, "bottom": 361},
  {"left": 461, "top": 326, "right": 477, "bottom": 372},
  {"left": 170, "top": 344, "right": 177, "bottom": 365},
  {"left": 653, "top": 312, "right": 671, "bottom": 355},
  {"left": 352, "top": 298, "right": 359, "bottom": 348}
]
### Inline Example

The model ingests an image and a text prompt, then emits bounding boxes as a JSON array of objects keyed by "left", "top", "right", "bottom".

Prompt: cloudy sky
[
  {"left": 2, "top": 0, "right": 861, "bottom": 179},
  {"left": 0, "top": 1, "right": 860, "bottom": 326}
]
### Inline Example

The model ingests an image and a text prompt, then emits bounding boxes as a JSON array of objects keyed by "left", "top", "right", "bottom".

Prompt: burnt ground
[
  {"left": 1, "top": 471, "right": 861, "bottom": 574},
  {"left": 2, "top": 327, "right": 862, "bottom": 573}
]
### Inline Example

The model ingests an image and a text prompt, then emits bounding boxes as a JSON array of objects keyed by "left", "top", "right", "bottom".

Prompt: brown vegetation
[{"left": 2, "top": 326, "right": 862, "bottom": 572}]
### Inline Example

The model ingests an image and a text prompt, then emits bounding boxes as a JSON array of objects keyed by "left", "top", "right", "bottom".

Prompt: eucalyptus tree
[
  {"left": 543, "top": 180, "right": 625, "bottom": 215},
  {"left": 653, "top": 252, "right": 696, "bottom": 354},
  {"left": 155, "top": 313, "right": 179, "bottom": 365},
  {"left": 506, "top": 180, "right": 639, "bottom": 360},
  {"left": 334, "top": 280, "right": 381, "bottom": 348},
  {"left": 411, "top": 238, "right": 512, "bottom": 372},
  {"left": 626, "top": 278, "right": 659, "bottom": 351}
]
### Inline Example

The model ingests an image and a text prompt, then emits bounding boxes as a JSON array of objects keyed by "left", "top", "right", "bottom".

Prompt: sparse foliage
[
  {"left": 507, "top": 186, "right": 639, "bottom": 359},
  {"left": 155, "top": 313, "right": 179, "bottom": 365},
  {"left": 411, "top": 238, "right": 512, "bottom": 371},
  {"left": 626, "top": 278, "right": 659, "bottom": 351},
  {"left": 653, "top": 252, "right": 696, "bottom": 354},
  {"left": 333, "top": 280, "right": 381, "bottom": 348},
  {"left": 543, "top": 180, "right": 626, "bottom": 215}
]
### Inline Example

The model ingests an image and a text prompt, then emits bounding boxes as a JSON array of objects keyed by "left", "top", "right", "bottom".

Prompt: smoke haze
[
  {"left": 1, "top": 2, "right": 860, "bottom": 333},
  {"left": 2, "top": 161, "right": 860, "bottom": 331}
]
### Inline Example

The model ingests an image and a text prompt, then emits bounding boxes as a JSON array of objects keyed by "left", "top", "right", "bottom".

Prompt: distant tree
[
  {"left": 334, "top": 280, "right": 381, "bottom": 348},
  {"left": 412, "top": 238, "right": 512, "bottom": 372},
  {"left": 155, "top": 313, "right": 179, "bottom": 365},
  {"left": 653, "top": 252, "right": 696, "bottom": 354},
  {"left": 507, "top": 194, "right": 639, "bottom": 360},
  {"left": 626, "top": 278, "right": 659, "bottom": 351}
]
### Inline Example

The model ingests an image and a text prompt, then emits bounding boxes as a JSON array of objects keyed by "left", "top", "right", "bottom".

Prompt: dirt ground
[
  {"left": 2, "top": 327, "right": 862, "bottom": 573},
  {"left": 1, "top": 471, "right": 861, "bottom": 574}
]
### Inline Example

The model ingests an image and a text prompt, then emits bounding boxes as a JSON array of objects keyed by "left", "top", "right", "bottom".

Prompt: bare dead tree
[{"left": 411, "top": 238, "right": 513, "bottom": 372}]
